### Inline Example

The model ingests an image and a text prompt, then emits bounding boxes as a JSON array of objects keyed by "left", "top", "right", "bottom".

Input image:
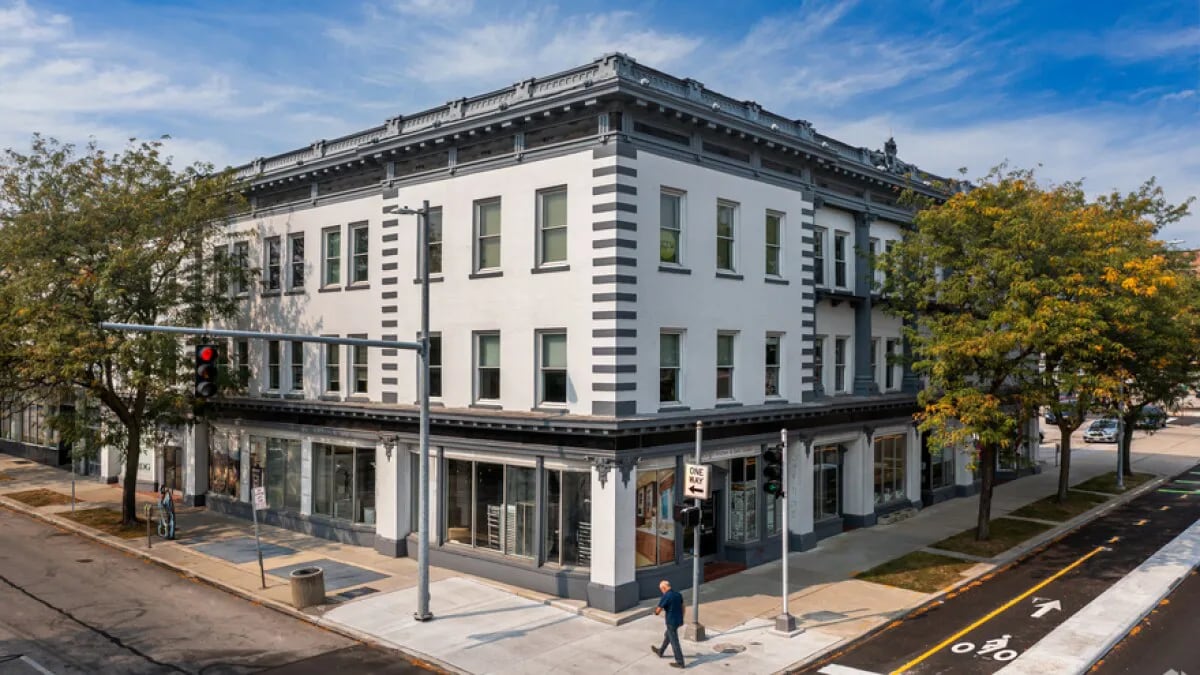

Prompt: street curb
[
  {"left": 0, "top": 497, "right": 468, "bottom": 675},
  {"left": 790, "top": 473, "right": 1169, "bottom": 673}
]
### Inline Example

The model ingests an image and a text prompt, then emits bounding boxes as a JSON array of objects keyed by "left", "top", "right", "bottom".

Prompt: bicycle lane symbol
[{"left": 949, "top": 634, "right": 1020, "bottom": 663}]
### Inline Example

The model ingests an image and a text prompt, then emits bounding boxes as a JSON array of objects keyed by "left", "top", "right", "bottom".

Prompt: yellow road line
[
  {"left": 1135, "top": 519, "right": 1148, "bottom": 526},
  {"left": 889, "top": 545, "right": 1106, "bottom": 675},
  {"left": 1107, "top": 536, "right": 1120, "bottom": 544}
]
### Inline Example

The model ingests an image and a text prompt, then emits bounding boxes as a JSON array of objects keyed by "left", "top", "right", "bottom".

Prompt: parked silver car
[{"left": 1083, "top": 418, "right": 1119, "bottom": 443}]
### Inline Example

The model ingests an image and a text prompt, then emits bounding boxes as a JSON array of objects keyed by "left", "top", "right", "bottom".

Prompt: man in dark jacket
[{"left": 651, "top": 579, "right": 685, "bottom": 668}]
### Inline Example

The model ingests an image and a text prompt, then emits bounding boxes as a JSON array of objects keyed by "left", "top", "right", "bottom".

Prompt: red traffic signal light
[{"left": 195, "top": 343, "right": 220, "bottom": 399}]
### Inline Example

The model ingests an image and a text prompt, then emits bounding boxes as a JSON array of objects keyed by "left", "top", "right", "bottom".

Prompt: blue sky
[{"left": 3, "top": 0, "right": 1197, "bottom": 244}]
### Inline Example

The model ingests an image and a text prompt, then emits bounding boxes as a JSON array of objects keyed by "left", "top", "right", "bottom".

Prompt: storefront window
[
  {"left": 544, "top": 470, "right": 592, "bottom": 567},
  {"left": 253, "top": 436, "right": 301, "bottom": 511},
  {"left": 927, "top": 444, "right": 955, "bottom": 491},
  {"left": 313, "top": 444, "right": 376, "bottom": 523},
  {"left": 728, "top": 456, "right": 757, "bottom": 543},
  {"left": 813, "top": 444, "right": 841, "bottom": 521},
  {"left": 766, "top": 491, "right": 782, "bottom": 536},
  {"left": 873, "top": 434, "right": 907, "bottom": 505},
  {"left": 635, "top": 468, "right": 676, "bottom": 567},
  {"left": 207, "top": 431, "right": 241, "bottom": 498},
  {"left": 444, "top": 459, "right": 542, "bottom": 560}
]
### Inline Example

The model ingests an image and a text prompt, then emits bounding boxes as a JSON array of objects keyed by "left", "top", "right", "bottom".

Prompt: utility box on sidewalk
[{"left": 289, "top": 566, "right": 325, "bottom": 609}]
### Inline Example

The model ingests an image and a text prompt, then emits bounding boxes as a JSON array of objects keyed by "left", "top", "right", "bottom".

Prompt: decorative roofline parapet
[{"left": 233, "top": 52, "right": 947, "bottom": 188}]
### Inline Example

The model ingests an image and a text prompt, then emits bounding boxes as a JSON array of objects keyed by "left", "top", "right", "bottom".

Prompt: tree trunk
[
  {"left": 975, "top": 443, "right": 996, "bottom": 541},
  {"left": 121, "top": 422, "right": 141, "bottom": 526},
  {"left": 1121, "top": 418, "right": 1135, "bottom": 478},
  {"left": 1056, "top": 426, "right": 1073, "bottom": 503}
]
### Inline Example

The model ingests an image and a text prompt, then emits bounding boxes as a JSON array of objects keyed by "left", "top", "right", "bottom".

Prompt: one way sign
[{"left": 685, "top": 464, "right": 711, "bottom": 500}]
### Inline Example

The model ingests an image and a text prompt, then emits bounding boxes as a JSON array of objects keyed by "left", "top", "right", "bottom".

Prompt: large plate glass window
[
  {"left": 207, "top": 430, "right": 240, "bottom": 498},
  {"left": 443, "top": 459, "right": 540, "bottom": 561},
  {"left": 252, "top": 436, "right": 300, "bottom": 512},
  {"left": 873, "top": 434, "right": 907, "bottom": 505},
  {"left": 543, "top": 469, "right": 591, "bottom": 567},
  {"left": 313, "top": 444, "right": 376, "bottom": 523},
  {"left": 635, "top": 468, "right": 677, "bottom": 567},
  {"left": 813, "top": 444, "right": 842, "bottom": 521}
]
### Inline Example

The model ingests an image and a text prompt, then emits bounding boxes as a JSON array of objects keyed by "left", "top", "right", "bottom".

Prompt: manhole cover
[
  {"left": 75, "top": 559, "right": 93, "bottom": 563},
  {"left": 711, "top": 643, "right": 746, "bottom": 654}
]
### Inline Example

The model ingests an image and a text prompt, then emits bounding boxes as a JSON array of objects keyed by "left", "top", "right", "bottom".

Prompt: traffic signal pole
[{"left": 775, "top": 428, "right": 799, "bottom": 635}]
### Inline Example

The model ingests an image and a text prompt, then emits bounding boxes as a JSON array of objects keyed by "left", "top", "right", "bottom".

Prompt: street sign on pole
[
  {"left": 252, "top": 486, "right": 267, "bottom": 511},
  {"left": 774, "top": 428, "right": 801, "bottom": 637},
  {"left": 250, "top": 486, "right": 266, "bottom": 589},
  {"left": 685, "top": 463, "right": 711, "bottom": 500}
]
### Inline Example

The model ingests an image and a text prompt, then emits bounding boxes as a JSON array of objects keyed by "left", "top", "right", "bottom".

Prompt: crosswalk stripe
[{"left": 819, "top": 666, "right": 883, "bottom": 675}]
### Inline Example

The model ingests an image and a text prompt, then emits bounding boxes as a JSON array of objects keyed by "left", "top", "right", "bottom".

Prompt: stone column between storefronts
[
  {"left": 905, "top": 425, "right": 922, "bottom": 508},
  {"left": 99, "top": 444, "right": 122, "bottom": 484},
  {"left": 239, "top": 433, "right": 251, "bottom": 503},
  {"left": 954, "top": 441, "right": 977, "bottom": 497},
  {"left": 374, "top": 441, "right": 407, "bottom": 557},
  {"left": 791, "top": 434, "right": 816, "bottom": 551},
  {"left": 300, "top": 437, "right": 314, "bottom": 516},
  {"left": 183, "top": 423, "right": 208, "bottom": 507},
  {"left": 587, "top": 460, "right": 637, "bottom": 613},
  {"left": 842, "top": 431, "right": 876, "bottom": 528}
]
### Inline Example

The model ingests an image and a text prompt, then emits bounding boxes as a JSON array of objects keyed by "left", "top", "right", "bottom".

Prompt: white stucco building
[{"left": 0, "top": 54, "right": 1040, "bottom": 612}]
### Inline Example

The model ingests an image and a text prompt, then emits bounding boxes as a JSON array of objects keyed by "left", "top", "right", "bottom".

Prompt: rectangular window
[
  {"left": 352, "top": 345, "right": 368, "bottom": 394},
  {"left": 232, "top": 241, "right": 249, "bottom": 296},
  {"left": 476, "top": 462, "right": 504, "bottom": 552},
  {"left": 313, "top": 444, "right": 376, "bottom": 523},
  {"left": 253, "top": 436, "right": 301, "bottom": 512},
  {"left": 928, "top": 445, "right": 955, "bottom": 491},
  {"left": 834, "top": 337, "right": 847, "bottom": 393},
  {"left": 728, "top": 456, "right": 758, "bottom": 543},
  {"left": 265, "top": 237, "right": 281, "bottom": 291},
  {"left": 322, "top": 227, "right": 341, "bottom": 286},
  {"left": 660, "top": 190, "right": 683, "bottom": 264},
  {"left": 537, "top": 188, "right": 567, "bottom": 266},
  {"left": 659, "top": 332, "right": 681, "bottom": 404},
  {"left": 351, "top": 223, "right": 369, "bottom": 284},
  {"left": 444, "top": 459, "right": 549, "bottom": 562},
  {"left": 813, "top": 444, "right": 841, "bottom": 521},
  {"left": 813, "top": 336, "right": 824, "bottom": 391},
  {"left": 834, "top": 232, "right": 848, "bottom": 288},
  {"left": 427, "top": 207, "right": 443, "bottom": 275},
  {"left": 885, "top": 339, "right": 898, "bottom": 390},
  {"left": 538, "top": 331, "right": 567, "bottom": 404},
  {"left": 288, "top": 233, "right": 304, "bottom": 289},
  {"left": 476, "top": 332, "right": 500, "bottom": 401},
  {"left": 207, "top": 430, "right": 240, "bottom": 498},
  {"left": 475, "top": 198, "right": 502, "bottom": 271},
  {"left": 874, "top": 434, "right": 907, "bottom": 505},
  {"left": 635, "top": 468, "right": 677, "bottom": 567},
  {"left": 717, "top": 332, "right": 736, "bottom": 400},
  {"left": 765, "top": 211, "right": 783, "bottom": 277},
  {"left": 813, "top": 228, "right": 826, "bottom": 286},
  {"left": 267, "top": 340, "right": 281, "bottom": 390},
  {"left": 290, "top": 341, "right": 303, "bottom": 391},
  {"left": 871, "top": 337, "right": 879, "bottom": 390},
  {"left": 236, "top": 339, "right": 250, "bottom": 388},
  {"left": 428, "top": 334, "right": 442, "bottom": 398},
  {"left": 717, "top": 200, "right": 737, "bottom": 272},
  {"left": 765, "top": 334, "right": 781, "bottom": 397},
  {"left": 325, "top": 343, "right": 340, "bottom": 393},
  {"left": 543, "top": 469, "right": 592, "bottom": 567}
]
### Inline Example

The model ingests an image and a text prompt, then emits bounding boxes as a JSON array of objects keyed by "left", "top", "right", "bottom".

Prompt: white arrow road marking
[
  {"left": 1031, "top": 598, "right": 1062, "bottom": 618},
  {"left": 818, "top": 666, "right": 882, "bottom": 675}
]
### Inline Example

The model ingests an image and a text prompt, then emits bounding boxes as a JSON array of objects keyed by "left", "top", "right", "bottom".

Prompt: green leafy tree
[
  {"left": 0, "top": 135, "right": 248, "bottom": 525},
  {"left": 882, "top": 167, "right": 1125, "bottom": 539}
]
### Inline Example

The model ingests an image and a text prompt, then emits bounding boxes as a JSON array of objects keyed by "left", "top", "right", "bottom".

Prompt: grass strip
[
  {"left": 1009, "top": 490, "right": 1110, "bottom": 522},
  {"left": 1071, "top": 471, "right": 1155, "bottom": 494},
  {"left": 62, "top": 507, "right": 147, "bottom": 539},
  {"left": 4, "top": 488, "right": 74, "bottom": 507},
  {"left": 856, "top": 551, "right": 979, "bottom": 593},
  {"left": 931, "top": 517, "right": 1053, "bottom": 558}
]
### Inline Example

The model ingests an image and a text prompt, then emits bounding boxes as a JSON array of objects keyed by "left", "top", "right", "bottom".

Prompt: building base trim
[
  {"left": 954, "top": 481, "right": 982, "bottom": 498},
  {"left": 183, "top": 494, "right": 206, "bottom": 508},
  {"left": 587, "top": 580, "right": 640, "bottom": 613},
  {"left": 374, "top": 535, "right": 408, "bottom": 558}
]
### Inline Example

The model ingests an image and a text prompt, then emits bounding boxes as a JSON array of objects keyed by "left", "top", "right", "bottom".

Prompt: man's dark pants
[{"left": 660, "top": 622, "right": 684, "bottom": 665}]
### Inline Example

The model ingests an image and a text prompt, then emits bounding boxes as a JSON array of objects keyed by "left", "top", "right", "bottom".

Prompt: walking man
[{"left": 651, "top": 579, "right": 685, "bottom": 668}]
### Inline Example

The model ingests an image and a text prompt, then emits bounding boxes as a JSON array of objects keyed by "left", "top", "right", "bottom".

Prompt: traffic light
[
  {"left": 194, "top": 343, "right": 220, "bottom": 399},
  {"left": 673, "top": 503, "right": 700, "bottom": 528},
  {"left": 763, "top": 444, "right": 784, "bottom": 497}
]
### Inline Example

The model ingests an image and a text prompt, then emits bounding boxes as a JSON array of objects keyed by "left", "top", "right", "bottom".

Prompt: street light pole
[{"left": 416, "top": 199, "right": 433, "bottom": 621}]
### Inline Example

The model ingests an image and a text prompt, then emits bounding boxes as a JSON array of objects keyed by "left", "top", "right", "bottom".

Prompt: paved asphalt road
[
  {"left": 1091, "top": 566, "right": 1200, "bottom": 675},
  {"left": 0, "top": 507, "right": 431, "bottom": 675},
  {"left": 801, "top": 464, "right": 1200, "bottom": 675}
]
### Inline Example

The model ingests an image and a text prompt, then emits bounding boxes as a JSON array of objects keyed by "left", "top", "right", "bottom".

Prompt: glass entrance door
[
  {"left": 813, "top": 445, "right": 841, "bottom": 522},
  {"left": 684, "top": 489, "right": 721, "bottom": 559}
]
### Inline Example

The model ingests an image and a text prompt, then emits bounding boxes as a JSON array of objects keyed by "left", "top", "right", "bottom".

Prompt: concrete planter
[{"left": 289, "top": 566, "right": 325, "bottom": 608}]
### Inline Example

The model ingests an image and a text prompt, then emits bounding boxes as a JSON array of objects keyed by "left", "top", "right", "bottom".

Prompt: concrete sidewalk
[{"left": 1, "top": 422, "right": 1197, "bottom": 674}]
